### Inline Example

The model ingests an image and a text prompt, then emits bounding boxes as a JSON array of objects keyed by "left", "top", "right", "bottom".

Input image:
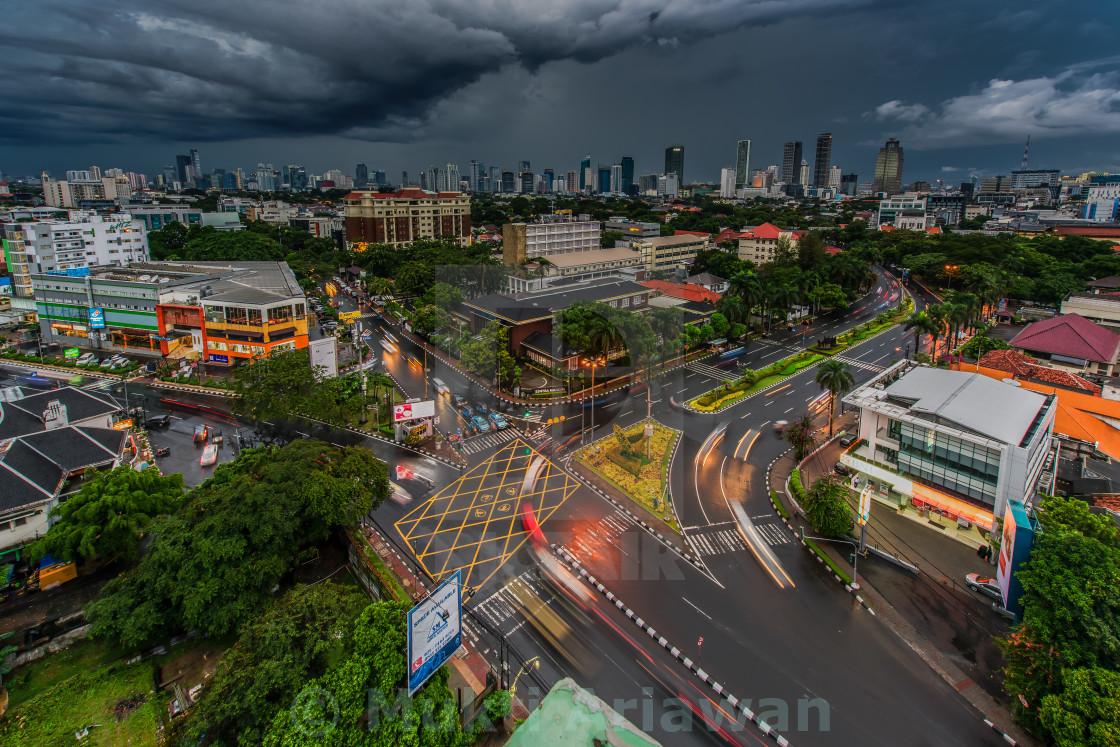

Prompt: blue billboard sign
[
  {"left": 995, "top": 500, "right": 1036, "bottom": 619},
  {"left": 208, "top": 353, "right": 229, "bottom": 364},
  {"left": 88, "top": 308, "right": 105, "bottom": 329},
  {"left": 407, "top": 570, "right": 463, "bottom": 696}
]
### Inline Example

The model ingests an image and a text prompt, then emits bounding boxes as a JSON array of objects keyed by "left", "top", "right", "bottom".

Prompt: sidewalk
[{"left": 767, "top": 414, "right": 1037, "bottom": 747}]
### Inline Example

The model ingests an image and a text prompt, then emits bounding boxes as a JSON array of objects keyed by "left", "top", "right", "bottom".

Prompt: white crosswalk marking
[
  {"left": 82, "top": 379, "right": 114, "bottom": 392},
  {"left": 460, "top": 428, "right": 519, "bottom": 455},
  {"left": 833, "top": 356, "right": 886, "bottom": 373},
  {"left": 689, "top": 527, "right": 748, "bottom": 556},
  {"left": 755, "top": 522, "right": 793, "bottom": 546},
  {"left": 687, "top": 361, "right": 734, "bottom": 380}
]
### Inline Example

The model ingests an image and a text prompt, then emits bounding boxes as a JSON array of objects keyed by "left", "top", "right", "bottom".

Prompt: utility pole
[{"left": 357, "top": 321, "right": 369, "bottom": 424}]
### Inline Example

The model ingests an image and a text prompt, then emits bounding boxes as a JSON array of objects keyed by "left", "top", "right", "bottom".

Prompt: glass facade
[{"left": 895, "top": 420, "right": 1000, "bottom": 504}]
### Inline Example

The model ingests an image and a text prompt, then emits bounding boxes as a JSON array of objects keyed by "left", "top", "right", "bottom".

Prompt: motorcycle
[{"left": 154, "top": 446, "right": 171, "bottom": 458}]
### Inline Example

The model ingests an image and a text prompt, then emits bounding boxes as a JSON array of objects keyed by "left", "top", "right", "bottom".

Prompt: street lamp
[
  {"left": 800, "top": 528, "right": 861, "bottom": 590},
  {"left": 582, "top": 357, "right": 604, "bottom": 452},
  {"left": 944, "top": 265, "right": 958, "bottom": 292},
  {"left": 510, "top": 656, "right": 540, "bottom": 702}
]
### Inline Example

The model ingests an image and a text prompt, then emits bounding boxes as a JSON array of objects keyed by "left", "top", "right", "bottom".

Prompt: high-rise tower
[
  {"left": 664, "top": 145, "right": 685, "bottom": 186},
  {"left": 872, "top": 138, "right": 905, "bottom": 194},
  {"left": 781, "top": 141, "right": 803, "bottom": 184},
  {"left": 735, "top": 140, "right": 752, "bottom": 191},
  {"left": 813, "top": 133, "right": 832, "bottom": 188}
]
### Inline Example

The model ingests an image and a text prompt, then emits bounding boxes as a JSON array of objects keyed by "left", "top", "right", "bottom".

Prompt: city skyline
[{"left": 2, "top": 3, "right": 1119, "bottom": 183}]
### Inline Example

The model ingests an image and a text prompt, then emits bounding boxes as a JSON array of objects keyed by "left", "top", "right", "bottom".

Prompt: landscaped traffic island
[
  {"left": 578, "top": 422, "right": 679, "bottom": 531},
  {"left": 688, "top": 350, "right": 825, "bottom": 412}
]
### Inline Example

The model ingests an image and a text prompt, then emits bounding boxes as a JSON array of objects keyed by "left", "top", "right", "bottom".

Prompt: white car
[
  {"left": 76, "top": 353, "right": 98, "bottom": 365},
  {"left": 965, "top": 573, "right": 1002, "bottom": 601}
]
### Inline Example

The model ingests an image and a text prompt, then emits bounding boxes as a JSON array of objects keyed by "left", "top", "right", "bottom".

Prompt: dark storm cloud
[{"left": 0, "top": 0, "right": 877, "bottom": 146}]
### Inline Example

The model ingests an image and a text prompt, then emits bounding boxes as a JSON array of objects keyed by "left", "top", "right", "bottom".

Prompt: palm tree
[
  {"left": 926, "top": 304, "right": 947, "bottom": 361},
  {"left": 366, "top": 371, "right": 395, "bottom": 428},
  {"left": 815, "top": 359, "right": 855, "bottom": 436},
  {"left": 367, "top": 277, "right": 393, "bottom": 302},
  {"left": 588, "top": 316, "right": 623, "bottom": 358},
  {"left": 729, "top": 271, "right": 762, "bottom": 320},
  {"left": 943, "top": 302, "right": 971, "bottom": 358},
  {"left": 903, "top": 310, "right": 938, "bottom": 358}
]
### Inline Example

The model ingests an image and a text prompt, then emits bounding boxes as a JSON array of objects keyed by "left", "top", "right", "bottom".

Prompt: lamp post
[
  {"left": 945, "top": 264, "right": 958, "bottom": 292},
  {"left": 583, "top": 357, "right": 603, "bottom": 451},
  {"left": 510, "top": 656, "right": 540, "bottom": 702},
  {"left": 357, "top": 321, "right": 369, "bottom": 424}
]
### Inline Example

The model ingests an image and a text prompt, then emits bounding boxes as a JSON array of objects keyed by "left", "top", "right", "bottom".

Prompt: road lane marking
[
  {"left": 784, "top": 408, "right": 793, "bottom": 414},
  {"left": 683, "top": 597, "right": 712, "bottom": 620}
]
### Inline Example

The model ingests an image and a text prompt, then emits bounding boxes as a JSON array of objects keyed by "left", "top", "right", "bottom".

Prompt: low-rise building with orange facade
[{"left": 342, "top": 188, "right": 471, "bottom": 249}]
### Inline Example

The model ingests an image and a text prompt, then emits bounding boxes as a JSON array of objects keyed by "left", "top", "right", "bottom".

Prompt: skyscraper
[
  {"left": 781, "top": 141, "right": 803, "bottom": 184},
  {"left": 610, "top": 164, "right": 622, "bottom": 193},
  {"left": 489, "top": 166, "right": 501, "bottom": 193},
  {"left": 799, "top": 161, "right": 810, "bottom": 188},
  {"left": 813, "top": 133, "right": 832, "bottom": 188},
  {"left": 175, "top": 154, "right": 192, "bottom": 185},
  {"left": 446, "top": 162, "right": 460, "bottom": 192},
  {"left": 598, "top": 165, "right": 612, "bottom": 194},
  {"left": 190, "top": 149, "right": 201, "bottom": 181},
  {"left": 620, "top": 156, "right": 635, "bottom": 195},
  {"left": 543, "top": 169, "right": 555, "bottom": 192},
  {"left": 501, "top": 170, "right": 515, "bottom": 193},
  {"left": 355, "top": 163, "right": 369, "bottom": 188},
  {"left": 566, "top": 170, "right": 578, "bottom": 193},
  {"left": 579, "top": 156, "right": 591, "bottom": 191},
  {"left": 468, "top": 160, "right": 481, "bottom": 192},
  {"left": 872, "top": 138, "right": 904, "bottom": 194},
  {"left": 518, "top": 160, "right": 531, "bottom": 175},
  {"left": 373, "top": 170, "right": 387, "bottom": 187},
  {"left": 720, "top": 167, "right": 736, "bottom": 199},
  {"left": 735, "top": 140, "right": 751, "bottom": 190},
  {"left": 664, "top": 145, "right": 684, "bottom": 186}
]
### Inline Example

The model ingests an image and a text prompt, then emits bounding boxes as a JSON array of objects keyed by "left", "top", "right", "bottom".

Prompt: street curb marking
[
  {"left": 982, "top": 718, "right": 1018, "bottom": 746},
  {"left": 553, "top": 544, "right": 793, "bottom": 746}
]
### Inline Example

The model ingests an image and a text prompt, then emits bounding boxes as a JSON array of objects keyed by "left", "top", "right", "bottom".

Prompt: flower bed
[{"left": 578, "top": 422, "right": 679, "bottom": 531}]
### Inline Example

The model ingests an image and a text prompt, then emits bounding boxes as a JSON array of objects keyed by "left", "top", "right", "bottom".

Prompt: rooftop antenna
[{"left": 1021, "top": 133, "right": 1030, "bottom": 170}]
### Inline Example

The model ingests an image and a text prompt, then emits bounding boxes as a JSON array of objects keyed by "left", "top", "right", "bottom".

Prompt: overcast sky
[{"left": 2, "top": 1, "right": 1119, "bottom": 187}]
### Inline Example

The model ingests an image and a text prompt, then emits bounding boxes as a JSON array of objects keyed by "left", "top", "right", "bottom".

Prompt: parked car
[
  {"left": 965, "top": 573, "right": 1002, "bottom": 602},
  {"left": 488, "top": 412, "right": 509, "bottom": 430},
  {"left": 76, "top": 352, "right": 98, "bottom": 365},
  {"left": 109, "top": 358, "right": 131, "bottom": 370},
  {"left": 833, "top": 461, "right": 850, "bottom": 476},
  {"left": 459, "top": 406, "right": 474, "bottom": 421},
  {"left": 450, "top": 393, "right": 468, "bottom": 408},
  {"left": 839, "top": 433, "right": 858, "bottom": 447},
  {"left": 99, "top": 355, "right": 121, "bottom": 368},
  {"left": 470, "top": 415, "right": 491, "bottom": 433},
  {"left": 145, "top": 414, "right": 171, "bottom": 429}
]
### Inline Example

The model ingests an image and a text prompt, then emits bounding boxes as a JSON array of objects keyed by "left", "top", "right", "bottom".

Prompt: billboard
[
  {"left": 393, "top": 400, "right": 435, "bottom": 423},
  {"left": 308, "top": 337, "right": 338, "bottom": 379},
  {"left": 88, "top": 308, "right": 105, "bottom": 329},
  {"left": 338, "top": 310, "right": 361, "bottom": 321},
  {"left": 995, "top": 500, "right": 1035, "bottom": 617},
  {"left": 407, "top": 570, "right": 463, "bottom": 696},
  {"left": 208, "top": 353, "right": 229, "bottom": 364},
  {"left": 64, "top": 347, "right": 79, "bottom": 359}
]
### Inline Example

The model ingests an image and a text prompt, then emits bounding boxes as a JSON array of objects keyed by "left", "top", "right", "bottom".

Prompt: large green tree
[
  {"left": 803, "top": 475, "right": 853, "bottom": 538},
  {"left": 30, "top": 467, "right": 185, "bottom": 564},
  {"left": 231, "top": 348, "right": 319, "bottom": 421},
  {"left": 86, "top": 441, "right": 389, "bottom": 649},
  {"left": 460, "top": 320, "right": 519, "bottom": 390}
]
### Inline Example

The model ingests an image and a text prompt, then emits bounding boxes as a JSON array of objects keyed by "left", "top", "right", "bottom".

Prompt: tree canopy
[
  {"left": 29, "top": 467, "right": 185, "bottom": 564},
  {"left": 86, "top": 440, "right": 389, "bottom": 649}
]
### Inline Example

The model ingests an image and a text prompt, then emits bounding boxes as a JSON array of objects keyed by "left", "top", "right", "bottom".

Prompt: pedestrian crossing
[
  {"left": 459, "top": 427, "right": 519, "bottom": 455},
  {"left": 81, "top": 379, "right": 115, "bottom": 392},
  {"left": 687, "top": 361, "right": 734, "bottom": 380},
  {"left": 688, "top": 520, "right": 792, "bottom": 555},
  {"left": 469, "top": 568, "right": 550, "bottom": 634},
  {"left": 833, "top": 356, "right": 886, "bottom": 373}
]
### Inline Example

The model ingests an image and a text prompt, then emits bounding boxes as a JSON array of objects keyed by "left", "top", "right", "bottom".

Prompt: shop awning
[{"left": 911, "top": 483, "right": 995, "bottom": 531}]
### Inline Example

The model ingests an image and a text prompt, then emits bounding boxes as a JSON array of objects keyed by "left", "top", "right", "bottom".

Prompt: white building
[
  {"left": 41, "top": 173, "right": 133, "bottom": 207},
  {"left": 720, "top": 168, "right": 736, "bottom": 199},
  {"left": 501, "top": 215, "right": 601, "bottom": 264},
  {"left": 842, "top": 362, "right": 1056, "bottom": 533},
  {"left": 1084, "top": 179, "right": 1120, "bottom": 222},
  {"left": 876, "top": 194, "right": 927, "bottom": 228},
  {"left": 828, "top": 166, "right": 842, "bottom": 188},
  {"left": 1, "top": 212, "right": 149, "bottom": 298}
]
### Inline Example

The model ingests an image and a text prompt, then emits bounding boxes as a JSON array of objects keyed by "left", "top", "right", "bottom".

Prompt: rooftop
[
  {"left": 539, "top": 247, "right": 641, "bottom": 268},
  {"left": 978, "top": 350, "right": 1101, "bottom": 393},
  {"left": 634, "top": 234, "right": 708, "bottom": 247},
  {"left": 0, "top": 426, "right": 126, "bottom": 514},
  {"left": 639, "top": 279, "right": 721, "bottom": 304},
  {"left": 1011, "top": 313, "right": 1120, "bottom": 363},
  {"left": 506, "top": 678, "right": 659, "bottom": 747},
  {"left": 0, "top": 387, "right": 120, "bottom": 441},
  {"left": 463, "top": 280, "right": 650, "bottom": 323}
]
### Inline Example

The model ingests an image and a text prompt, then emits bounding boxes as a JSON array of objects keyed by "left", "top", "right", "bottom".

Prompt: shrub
[{"left": 608, "top": 449, "right": 644, "bottom": 476}]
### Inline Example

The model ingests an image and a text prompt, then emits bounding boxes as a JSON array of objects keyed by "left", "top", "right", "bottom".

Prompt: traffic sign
[{"left": 698, "top": 637, "right": 703, "bottom": 645}]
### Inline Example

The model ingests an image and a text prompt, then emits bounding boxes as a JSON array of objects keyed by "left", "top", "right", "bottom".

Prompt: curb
[
  {"left": 148, "top": 381, "right": 240, "bottom": 398},
  {"left": 982, "top": 718, "right": 1019, "bottom": 746},
  {"left": 0, "top": 357, "right": 126, "bottom": 381},
  {"left": 553, "top": 544, "right": 793, "bottom": 747}
]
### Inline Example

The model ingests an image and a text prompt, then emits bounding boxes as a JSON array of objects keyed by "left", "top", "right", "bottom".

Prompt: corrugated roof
[{"left": 1011, "top": 313, "right": 1120, "bottom": 364}]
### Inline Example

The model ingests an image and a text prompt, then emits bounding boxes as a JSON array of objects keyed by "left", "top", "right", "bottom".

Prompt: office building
[
  {"left": 579, "top": 156, "right": 592, "bottom": 192},
  {"left": 781, "top": 141, "right": 803, "bottom": 184},
  {"left": 872, "top": 138, "right": 904, "bottom": 194},
  {"left": 610, "top": 164, "right": 623, "bottom": 194},
  {"left": 840, "top": 173, "right": 859, "bottom": 196},
  {"left": 843, "top": 362, "right": 1056, "bottom": 531},
  {"left": 2, "top": 212, "right": 148, "bottom": 299},
  {"left": 566, "top": 170, "right": 579, "bottom": 193},
  {"left": 664, "top": 145, "right": 684, "bottom": 186},
  {"left": 657, "top": 174, "right": 680, "bottom": 198},
  {"left": 190, "top": 149, "right": 201, "bottom": 182},
  {"left": 720, "top": 168, "right": 736, "bottom": 199},
  {"left": 501, "top": 171, "right": 516, "bottom": 194},
  {"left": 598, "top": 166, "right": 612, "bottom": 194},
  {"left": 604, "top": 218, "right": 661, "bottom": 239},
  {"left": 813, "top": 133, "right": 833, "bottom": 188},
  {"left": 876, "top": 195, "right": 927, "bottom": 229},
  {"left": 518, "top": 161, "right": 531, "bottom": 175},
  {"left": 355, "top": 163, "right": 369, "bottom": 188},
  {"left": 175, "top": 154, "right": 193, "bottom": 186},
  {"left": 633, "top": 234, "right": 707, "bottom": 272},
  {"left": 520, "top": 171, "right": 534, "bottom": 194},
  {"left": 1010, "top": 169, "right": 1061, "bottom": 191},
  {"left": 620, "top": 156, "right": 635, "bottom": 195},
  {"left": 468, "top": 160, "right": 481, "bottom": 192},
  {"left": 542, "top": 169, "right": 555, "bottom": 192},
  {"left": 121, "top": 205, "right": 244, "bottom": 232},
  {"left": 1082, "top": 175, "right": 1120, "bottom": 222},
  {"left": 343, "top": 188, "right": 471, "bottom": 248},
  {"left": 446, "top": 163, "right": 460, "bottom": 193},
  {"left": 506, "top": 247, "right": 643, "bottom": 293},
  {"left": 799, "top": 161, "right": 810, "bottom": 189},
  {"left": 41, "top": 173, "right": 132, "bottom": 208},
  {"left": 735, "top": 140, "right": 752, "bottom": 191},
  {"left": 502, "top": 215, "right": 601, "bottom": 265}
]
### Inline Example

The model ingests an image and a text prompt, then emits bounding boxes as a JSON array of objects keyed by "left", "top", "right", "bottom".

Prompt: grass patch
[
  {"left": 770, "top": 490, "right": 790, "bottom": 521},
  {"left": 804, "top": 538, "right": 854, "bottom": 585},
  {"left": 689, "top": 352, "right": 824, "bottom": 412},
  {"left": 0, "top": 636, "right": 227, "bottom": 747},
  {"left": 578, "top": 423, "right": 680, "bottom": 532}
]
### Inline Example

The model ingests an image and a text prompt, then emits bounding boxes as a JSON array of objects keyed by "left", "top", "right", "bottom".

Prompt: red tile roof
[
  {"left": 714, "top": 228, "right": 744, "bottom": 243},
  {"left": 674, "top": 230, "right": 711, "bottom": 237},
  {"left": 742, "top": 222, "right": 783, "bottom": 239},
  {"left": 1011, "top": 313, "right": 1120, "bottom": 364},
  {"left": 926, "top": 226, "right": 943, "bottom": 234},
  {"left": 978, "top": 350, "right": 1101, "bottom": 393},
  {"left": 1056, "top": 225, "right": 1120, "bottom": 238},
  {"left": 639, "top": 280, "right": 721, "bottom": 304},
  {"left": 825, "top": 245, "right": 843, "bottom": 256}
]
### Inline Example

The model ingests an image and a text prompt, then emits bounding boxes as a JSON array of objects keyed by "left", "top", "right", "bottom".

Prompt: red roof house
[
  {"left": 978, "top": 349, "right": 1101, "bottom": 393},
  {"left": 639, "top": 280, "right": 721, "bottom": 304},
  {"left": 1011, "top": 313, "right": 1120, "bottom": 368}
]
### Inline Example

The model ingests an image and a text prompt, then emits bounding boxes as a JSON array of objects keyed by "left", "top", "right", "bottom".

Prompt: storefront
[{"left": 49, "top": 321, "right": 88, "bottom": 339}]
